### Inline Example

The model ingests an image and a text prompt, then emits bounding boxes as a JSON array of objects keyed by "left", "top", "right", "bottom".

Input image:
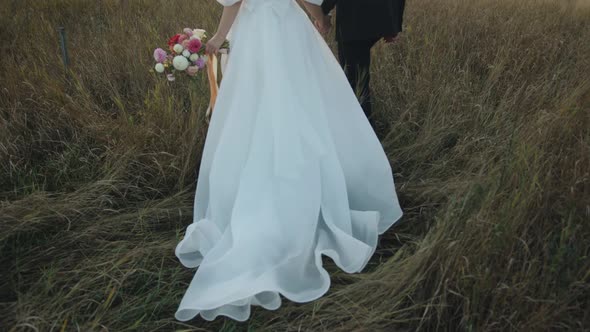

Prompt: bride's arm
[
  {"left": 206, "top": 1, "right": 242, "bottom": 54},
  {"left": 299, "top": 1, "right": 326, "bottom": 22}
]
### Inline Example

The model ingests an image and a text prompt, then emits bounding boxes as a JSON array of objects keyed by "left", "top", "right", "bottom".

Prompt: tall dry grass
[{"left": 1, "top": 0, "right": 589, "bottom": 331}]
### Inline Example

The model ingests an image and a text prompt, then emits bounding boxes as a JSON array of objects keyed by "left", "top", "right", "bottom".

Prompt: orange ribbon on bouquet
[
  {"left": 206, "top": 54, "right": 218, "bottom": 123},
  {"left": 205, "top": 49, "right": 229, "bottom": 123}
]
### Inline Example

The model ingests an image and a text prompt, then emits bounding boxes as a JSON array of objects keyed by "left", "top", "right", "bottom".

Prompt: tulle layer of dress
[{"left": 175, "top": 0, "right": 403, "bottom": 322}]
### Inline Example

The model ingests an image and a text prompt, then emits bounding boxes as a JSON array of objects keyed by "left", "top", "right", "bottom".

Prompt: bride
[{"left": 174, "top": 0, "right": 403, "bottom": 322}]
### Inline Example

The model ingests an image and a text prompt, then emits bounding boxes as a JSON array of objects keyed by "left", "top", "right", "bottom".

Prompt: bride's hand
[
  {"left": 314, "top": 15, "right": 332, "bottom": 34},
  {"left": 206, "top": 34, "right": 225, "bottom": 55}
]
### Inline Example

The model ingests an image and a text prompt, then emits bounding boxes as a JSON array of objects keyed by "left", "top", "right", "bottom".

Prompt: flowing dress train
[{"left": 174, "top": 0, "right": 403, "bottom": 321}]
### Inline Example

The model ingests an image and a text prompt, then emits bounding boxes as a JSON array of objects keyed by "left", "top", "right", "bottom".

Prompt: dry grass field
[{"left": 1, "top": 0, "right": 589, "bottom": 331}]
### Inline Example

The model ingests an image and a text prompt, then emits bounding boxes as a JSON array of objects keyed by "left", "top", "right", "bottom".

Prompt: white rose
[
  {"left": 173, "top": 43, "right": 184, "bottom": 53},
  {"left": 172, "top": 56, "right": 190, "bottom": 71},
  {"left": 192, "top": 29, "right": 206, "bottom": 40},
  {"left": 189, "top": 53, "right": 199, "bottom": 62},
  {"left": 154, "top": 63, "right": 165, "bottom": 73},
  {"left": 182, "top": 50, "right": 191, "bottom": 58}
]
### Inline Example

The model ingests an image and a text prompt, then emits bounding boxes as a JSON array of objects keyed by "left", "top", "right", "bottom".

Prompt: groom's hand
[{"left": 384, "top": 33, "right": 402, "bottom": 44}]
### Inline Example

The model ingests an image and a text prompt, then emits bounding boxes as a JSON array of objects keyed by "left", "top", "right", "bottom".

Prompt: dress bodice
[{"left": 217, "top": 0, "right": 323, "bottom": 14}]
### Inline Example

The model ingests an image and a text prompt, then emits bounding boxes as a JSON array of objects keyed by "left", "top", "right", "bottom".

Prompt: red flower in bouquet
[
  {"left": 188, "top": 38, "right": 202, "bottom": 53},
  {"left": 153, "top": 27, "right": 230, "bottom": 81},
  {"left": 167, "top": 34, "right": 181, "bottom": 51}
]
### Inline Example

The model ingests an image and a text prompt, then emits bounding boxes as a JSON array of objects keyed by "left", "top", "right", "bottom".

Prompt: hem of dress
[{"left": 174, "top": 208, "right": 403, "bottom": 322}]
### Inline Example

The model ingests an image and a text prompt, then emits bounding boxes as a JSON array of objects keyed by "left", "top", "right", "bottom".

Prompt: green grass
[{"left": 1, "top": 0, "right": 589, "bottom": 331}]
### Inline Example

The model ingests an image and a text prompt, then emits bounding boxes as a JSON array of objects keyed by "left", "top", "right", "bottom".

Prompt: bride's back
[
  {"left": 241, "top": 0, "right": 294, "bottom": 12},
  {"left": 219, "top": 0, "right": 322, "bottom": 16},
  {"left": 221, "top": 0, "right": 311, "bottom": 23}
]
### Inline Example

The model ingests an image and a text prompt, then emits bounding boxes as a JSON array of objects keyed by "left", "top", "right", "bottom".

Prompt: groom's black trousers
[{"left": 337, "top": 38, "right": 380, "bottom": 120}]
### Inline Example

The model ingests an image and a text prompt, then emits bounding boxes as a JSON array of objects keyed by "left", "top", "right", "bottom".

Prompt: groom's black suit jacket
[{"left": 321, "top": 0, "right": 406, "bottom": 42}]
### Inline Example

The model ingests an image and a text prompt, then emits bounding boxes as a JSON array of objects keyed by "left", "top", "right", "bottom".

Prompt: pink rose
[
  {"left": 182, "top": 39, "right": 190, "bottom": 48},
  {"left": 178, "top": 34, "right": 188, "bottom": 44},
  {"left": 183, "top": 28, "right": 193, "bottom": 36},
  {"left": 187, "top": 66, "right": 199, "bottom": 76},
  {"left": 188, "top": 38, "right": 202, "bottom": 53}
]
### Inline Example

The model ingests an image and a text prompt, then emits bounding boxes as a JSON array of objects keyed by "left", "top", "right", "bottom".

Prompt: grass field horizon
[{"left": 1, "top": 0, "right": 589, "bottom": 331}]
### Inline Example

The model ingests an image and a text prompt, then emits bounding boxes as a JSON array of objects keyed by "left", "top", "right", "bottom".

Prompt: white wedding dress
[{"left": 175, "top": 0, "right": 403, "bottom": 322}]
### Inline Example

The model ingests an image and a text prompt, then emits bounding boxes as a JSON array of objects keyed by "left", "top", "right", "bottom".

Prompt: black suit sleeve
[
  {"left": 321, "top": 0, "right": 337, "bottom": 15},
  {"left": 393, "top": 0, "right": 406, "bottom": 32}
]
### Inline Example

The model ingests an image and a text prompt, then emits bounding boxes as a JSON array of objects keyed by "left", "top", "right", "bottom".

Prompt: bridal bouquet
[
  {"left": 152, "top": 28, "right": 229, "bottom": 81},
  {"left": 152, "top": 28, "right": 230, "bottom": 121}
]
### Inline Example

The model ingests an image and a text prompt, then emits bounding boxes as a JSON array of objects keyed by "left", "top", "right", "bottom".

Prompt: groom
[{"left": 316, "top": 0, "right": 406, "bottom": 126}]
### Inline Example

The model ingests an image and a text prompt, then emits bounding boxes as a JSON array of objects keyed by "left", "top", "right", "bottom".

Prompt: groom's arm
[{"left": 321, "top": 0, "right": 338, "bottom": 15}]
